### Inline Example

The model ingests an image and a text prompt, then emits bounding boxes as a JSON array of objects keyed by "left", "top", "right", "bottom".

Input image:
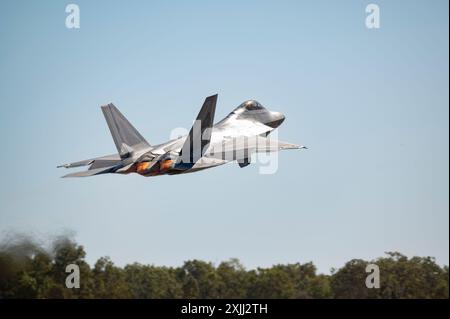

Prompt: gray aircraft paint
[{"left": 58, "top": 95, "right": 305, "bottom": 178}]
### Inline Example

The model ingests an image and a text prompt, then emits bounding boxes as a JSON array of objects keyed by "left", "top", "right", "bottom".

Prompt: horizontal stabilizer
[
  {"left": 57, "top": 154, "right": 121, "bottom": 170},
  {"left": 57, "top": 159, "right": 93, "bottom": 169},
  {"left": 61, "top": 165, "right": 118, "bottom": 178}
]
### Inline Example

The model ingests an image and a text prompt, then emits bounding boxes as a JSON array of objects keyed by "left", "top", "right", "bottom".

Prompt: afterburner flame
[
  {"left": 136, "top": 162, "right": 151, "bottom": 174},
  {"left": 160, "top": 159, "right": 174, "bottom": 171}
]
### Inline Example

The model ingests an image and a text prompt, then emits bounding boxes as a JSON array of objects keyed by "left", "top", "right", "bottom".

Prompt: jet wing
[
  {"left": 207, "top": 136, "right": 300, "bottom": 160},
  {"left": 250, "top": 136, "right": 300, "bottom": 152}
]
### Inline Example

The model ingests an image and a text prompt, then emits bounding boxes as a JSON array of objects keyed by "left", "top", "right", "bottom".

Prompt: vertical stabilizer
[{"left": 101, "top": 103, "right": 150, "bottom": 158}]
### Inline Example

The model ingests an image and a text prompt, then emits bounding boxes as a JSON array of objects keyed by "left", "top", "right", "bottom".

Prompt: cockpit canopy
[
  {"left": 228, "top": 100, "right": 266, "bottom": 115},
  {"left": 239, "top": 100, "right": 264, "bottom": 111},
  {"left": 226, "top": 100, "right": 268, "bottom": 118}
]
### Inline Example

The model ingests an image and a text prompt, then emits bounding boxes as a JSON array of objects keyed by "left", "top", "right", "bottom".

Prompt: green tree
[
  {"left": 1, "top": 235, "right": 448, "bottom": 299},
  {"left": 216, "top": 259, "right": 248, "bottom": 298},
  {"left": 331, "top": 259, "right": 369, "bottom": 298},
  {"left": 247, "top": 267, "right": 297, "bottom": 298},
  {"left": 50, "top": 237, "right": 94, "bottom": 298},
  {"left": 93, "top": 257, "right": 132, "bottom": 298},
  {"left": 178, "top": 260, "right": 222, "bottom": 298},
  {"left": 331, "top": 252, "right": 449, "bottom": 299},
  {"left": 125, "top": 263, "right": 182, "bottom": 298}
]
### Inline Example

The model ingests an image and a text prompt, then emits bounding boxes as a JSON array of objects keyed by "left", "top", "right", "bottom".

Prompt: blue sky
[{"left": 0, "top": 0, "right": 448, "bottom": 273}]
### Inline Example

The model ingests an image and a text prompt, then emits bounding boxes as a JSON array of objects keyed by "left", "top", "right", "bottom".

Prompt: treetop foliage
[{"left": 0, "top": 236, "right": 448, "bottom": 299}]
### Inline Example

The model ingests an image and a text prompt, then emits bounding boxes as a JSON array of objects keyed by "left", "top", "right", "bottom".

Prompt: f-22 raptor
[{"left": 58, "top": 94, "right": 305, "bottom": 177}]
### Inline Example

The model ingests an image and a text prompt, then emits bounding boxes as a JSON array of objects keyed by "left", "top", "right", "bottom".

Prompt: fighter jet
[{"left": 58, "top": 94, "right": 305, "bottom": 177}]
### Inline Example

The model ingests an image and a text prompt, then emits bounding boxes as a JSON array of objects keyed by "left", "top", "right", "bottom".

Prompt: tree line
[{"left": 0, "top": 236, "right": 448, "bottom": 299}]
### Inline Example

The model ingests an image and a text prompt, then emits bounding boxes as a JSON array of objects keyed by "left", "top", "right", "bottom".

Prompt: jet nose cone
[
  {"left": 266, "top": 111, "right": 285, "bottom": 128},
  {"left": 272, "top": 111, "right": 285, "bottom": 121}
]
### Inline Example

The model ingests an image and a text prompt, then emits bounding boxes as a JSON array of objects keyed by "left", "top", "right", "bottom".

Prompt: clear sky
[{"left": 0, "top": 0, "right": 448, "bottom": 273}]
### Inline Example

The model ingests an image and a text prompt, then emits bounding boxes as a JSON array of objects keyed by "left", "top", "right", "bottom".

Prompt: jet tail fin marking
[
  {"left": 101, "top": 103, "right": 150, "bottom": 158},
  {"left": 180, "top": 94, "right": 217, "bottom": 163}
]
